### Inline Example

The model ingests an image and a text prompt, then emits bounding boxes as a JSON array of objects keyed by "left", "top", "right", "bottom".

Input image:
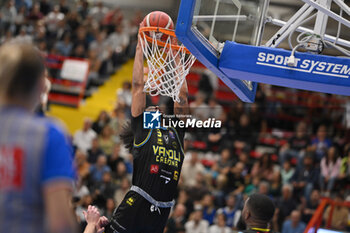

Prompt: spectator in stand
[
  {"left": 108, "top": 143, "right": 124, "bottom": 172},
  {"left": 233, "top": 114, "right": 255, "bottom": 151},
  {"left": 167, "top": 204, "right": 187, "bottom": 233},
  {"left": 92, "top": 110, "right": 110, "bottom": 134},
  {"left": 257, "top": 181, "right": 270, "bottom": 196},
  {"left": 87, "top": 48, "right": 102, "bottom": 83},
  {"left": 55, "top": 33, "right": 73, "bottom": 56},
  {"left": 109, "top": 106, "right": 127, "bottom": 141},
  {"left": 14, "top": 5, "right": 27, "bottom": 30},
  {"left": 281, "top": 160, "right": 295, "bottom": 185},
  {"left": 116, "top": 81, "right": 132, "bottom": 109},
  {"left": 339, "top": 149, "right": 350, "bottom": 188},
  {"left": 89, "top": 155, "right": 111, "bottom": 184},
  {"left": 209, "top": 213, "right": 232, "bottom": 233},
  {"left": 92, "top": 171, "right": 117, "bottom": 202},
  {"left": 244, "top": 177, "right": 260, "bottom": 196},
  {"left": 185, "top": 208, "right": 209, "bottom": 233},
  {"left": 98, "top": 125, "right": 115, "bottom": 156},
  {"left": 181, "top": 151, "right": 205, "bottom": 187},
  {"left": 102, "top": 198, "right": 116, "bottom": 220},
  {"left": 39, "top": 0, "right": 51, "bottom": 16},
  {"left": 249, "top": 102, "right": 263, "bottom": 131},
  {"left": 76, "top": 194, "right": 93, "bottom": 224},
  {"left": 74, "top": 118, "right": 97, "bottom": 154},
  {"left": 108, "top": 25, "right": 130, "bottom": 66},
  {"left": 45, "top": 5, "right": 65, "bottom": 37},
  {"left": 114, "top": 177, "right": 130, "bottom": 206},
  {"left": 1, "top": 29, "right": 13, "bottom": 44},
  {"left": 1, "top": 0, "right": 17, "bottom": 33},
  {"left": 190, "top": 92, "right": 209, "bottom": 121},
  {"left": 269, "top": 171, "right": 282, "bottom": 198},
  {"left": 213, "top": 148, "right": 233, "bottom": 177},
  {"left": 282, "top": 210, "right": 306, "bottom": 233},
  {"left": 66, "top": 10, "right": 81, "bottom": 32},
  {"left": 217, "top": 194, "right": 241, "bottom": 228},
  {"left": 77, "top": 0, "right": 89, "bottom": 19},
  {"left": 207, "top": 97, "right": 223, "bottom": 119},
  {"left": 237, "top": 151, "right": 252, "bottom": 176},
  {"left": 291, "top": 153, "right": 318, "bottom": 200},
  {"left": 310, "top": 124, "right": 332, "bottom": 162},
  {"left": 87, "top": 137, "right": 103, "bottom": 164},
  {"left": 323, "top": 194, "right": 349, "bottom": 230},
  {"left": 74, "top": 177, "right": 90, "bottom": 203},
  {"left": 301, "top": 189, "right": 320, "bottom": 223},
  {"left": 75, "top": 150, "right": 91, "bottom": 180},
  {"left": 225, "top": 162, "right": 245, "bottom": 195},
  {"left": 279, "top": 121, "right": 309, "bottom": 164},
  {"left": 89, "top": 1, "right": 108, "bottom": 23},
  {"left": 71, "top": 43, "right": 87, "bottom": 58},
  {"left": 251, "top": 153, "right": 277, "bottom": 182},
  {"left": 202, "top": 194, "right": 217, "bottom": 225},
  {"left": 319, "top": 146, "right": 342, "bottom": 196},
  {"left": 59, "top": 0, "right": 69, "bottom": 15},
  {"left": 275, "top": 184, "right": 298, "bottom": 229},
  {"left": 113, "top": 161, "right": 128, "bottom": 185},
  {"left": 73, "top": 26, "right": 89, "bottom": 50},
  {"left": 12, "top": 26, "right": 32, "bottom": 44},
  {"left": 27, "top": 3, "right": 43, "bottom": 23}
]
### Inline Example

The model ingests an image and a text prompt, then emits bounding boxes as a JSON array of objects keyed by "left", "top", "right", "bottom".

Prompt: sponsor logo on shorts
[
  {"left": 150, "top": 164, "right": 159, "bottom": 174},
  {"left": 126, "top": 197, "right": 135, "bottom": 206}
]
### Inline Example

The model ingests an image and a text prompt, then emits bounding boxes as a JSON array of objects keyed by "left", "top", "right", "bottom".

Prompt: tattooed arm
[{"left": 174, "top": 79, "right": 189, "bottom": 120}]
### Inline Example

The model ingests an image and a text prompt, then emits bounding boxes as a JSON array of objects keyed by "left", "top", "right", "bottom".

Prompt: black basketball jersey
[{"left": 131, "top": 115, "right": 185, "bottom": 202}]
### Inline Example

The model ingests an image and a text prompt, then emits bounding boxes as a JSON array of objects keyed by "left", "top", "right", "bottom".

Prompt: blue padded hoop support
[
  {"left": 219, "top": 42, "right": 350, "bottom": 96},
  {"left": 175, "top": 0, "right": 258, "bottom": 103}
]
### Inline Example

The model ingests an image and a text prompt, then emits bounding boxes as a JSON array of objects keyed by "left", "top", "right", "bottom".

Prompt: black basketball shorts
[{"left": 105, "top": 191, "right": 171, "bottom": 233}]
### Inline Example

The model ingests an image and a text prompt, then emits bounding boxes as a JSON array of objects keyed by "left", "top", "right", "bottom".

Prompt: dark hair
[
  {"left": 120, "top": 121, "right": 134, "bottom": 153},
  {"left": 0, "top": 43, "right": 45, "bottom": 99},
  {"left": 326, "top": 146, "right": 339, "bottom": 165},
  {"left": 247, "top": 194, "right": 275, "bottom": 223}
]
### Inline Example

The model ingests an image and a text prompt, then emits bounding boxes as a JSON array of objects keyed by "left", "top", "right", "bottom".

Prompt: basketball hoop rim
[{"left": 139, "top": 26, "right": 192, "bottom": 54}]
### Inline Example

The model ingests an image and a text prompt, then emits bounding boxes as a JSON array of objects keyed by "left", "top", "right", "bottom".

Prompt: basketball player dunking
[{"left": 105, "top": 23, "right": 189, "bottom": 233}]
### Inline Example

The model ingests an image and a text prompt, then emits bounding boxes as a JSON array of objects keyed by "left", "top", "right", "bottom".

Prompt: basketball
[{"left": 141, "top": 11, "right": 174, "bottom": 42}]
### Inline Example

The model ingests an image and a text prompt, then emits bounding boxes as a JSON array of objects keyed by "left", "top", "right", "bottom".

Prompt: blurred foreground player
[
  {"left": 0, "top": 43, "right": 77, "bottom": 233},
  {"left": 105, "top": 37, "right": 188, "bottom": 232},
  {"left": 241, "top": 194, "right": 276, "bottom": 233}
]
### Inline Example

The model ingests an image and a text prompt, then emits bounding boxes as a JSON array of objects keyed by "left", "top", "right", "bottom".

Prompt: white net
[{"left": 139, "top": 29, "right": 196, "bottom": 102}]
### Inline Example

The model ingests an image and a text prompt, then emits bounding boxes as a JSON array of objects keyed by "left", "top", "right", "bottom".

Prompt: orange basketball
[{"left": 141, "top": 11, "right": 174, "bottom": 42}]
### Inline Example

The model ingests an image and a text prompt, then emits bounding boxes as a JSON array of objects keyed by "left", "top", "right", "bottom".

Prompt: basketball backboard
[
  {"left": 176, "top": 0, "right": 268, "bottom": 102},
  {"left": 176, "top": 0, "right": 350, "bottom": 102}
]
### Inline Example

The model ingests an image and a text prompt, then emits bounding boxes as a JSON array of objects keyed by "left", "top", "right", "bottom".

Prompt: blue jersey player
[{"left": 0, "top": 43, "right": 77, "bottom": 233}]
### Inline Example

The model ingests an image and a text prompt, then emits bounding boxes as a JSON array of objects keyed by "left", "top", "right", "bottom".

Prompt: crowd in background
[
  {"left": 0, "top": 0, "right": 142, "bottom": 87},
  {"left": 1, "top": 1, "right": 350, "bottom": 233}
]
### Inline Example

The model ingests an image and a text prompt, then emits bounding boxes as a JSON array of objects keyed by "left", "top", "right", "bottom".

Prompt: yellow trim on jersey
[
  {"left": 251, "top": 228, "right": 270, "bottom": 232},
  {"left": 133, "top": 129, "right": 153, "bottom": 148}
]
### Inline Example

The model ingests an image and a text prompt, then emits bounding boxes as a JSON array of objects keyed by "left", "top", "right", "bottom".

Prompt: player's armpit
[{"left": 43, "top": 181, "right": 78, "bottom": 233}]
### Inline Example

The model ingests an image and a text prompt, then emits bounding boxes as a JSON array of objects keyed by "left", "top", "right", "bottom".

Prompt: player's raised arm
[
  {"left": 131, "top": 37, "right": 146, "bottom": 118},
  {"left": 174, "top": 79, "right": 189, "bottom": 120}
]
